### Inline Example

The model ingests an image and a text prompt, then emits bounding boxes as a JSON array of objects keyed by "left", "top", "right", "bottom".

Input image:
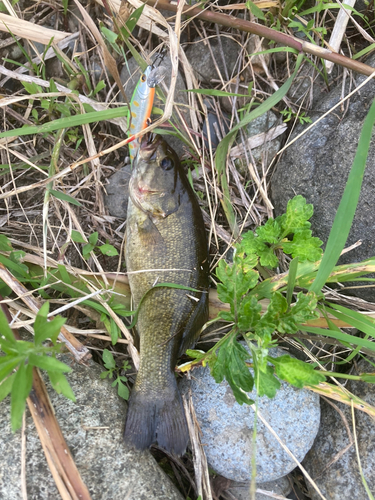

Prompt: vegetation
[{"left": 1, "top": 0, "right": 375, "bottom": 498}]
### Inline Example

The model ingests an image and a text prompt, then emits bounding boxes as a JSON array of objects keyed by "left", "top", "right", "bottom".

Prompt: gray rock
[
  {"left": 105, "top": 164, "right": 131, "bottom": 218},
  {"left": 303, "top": 358, "right": 375, "bottom": 500},
  {"left": 120, "top": 54, "right": 190, "bottom": 158},
  {"left": 228, "top": 476, "right": 292, "bottom": 500},
  {"left": 234, "top": 110, "right": 285, "bottom": 177},
  {"left": 181, "top": 347, "right": 320, "bottom": 483},
  {"left": 186, "top": 36, "right": 240, "bottom": 83},
  {"left": 0, "top": 353, "right": 183, "bottom": 500},
  {"left": 271, "top": 54, "right": 375, "bottom": 301}
]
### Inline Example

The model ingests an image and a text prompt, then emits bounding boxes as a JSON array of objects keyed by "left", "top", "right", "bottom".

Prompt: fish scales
[{"left": 124, "top": 134, "right": 209, "bottom": 455}]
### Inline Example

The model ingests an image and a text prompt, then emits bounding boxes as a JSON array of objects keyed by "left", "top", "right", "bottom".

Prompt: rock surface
[
  {"left": 104, "top": 164, "right": 131, "bottom": 218},
  {"left": 227, "top": 476, "right": 292, "bottom": 500},
  {"left": 271, "top": 54, "right": 375, "bottom": 301},
  {"left": 303, "top": 358, "right": 375, "bottom": 500},
  {"left": 180, "top": 347, "right": 321, "bottom": 483},
  {"left": 0, "top": 353, "right": 183, "bottom": 500},
  {"left": 185, "top": 36, "right": 240, "bottom": 83},
  {"left": 234, "top": 110, "right": 285, "bottom": 177}
]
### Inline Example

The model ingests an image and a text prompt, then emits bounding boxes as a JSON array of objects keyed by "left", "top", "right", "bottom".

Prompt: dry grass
[{"left": 1, "top": 0, "right": 375, "bottom": 498}]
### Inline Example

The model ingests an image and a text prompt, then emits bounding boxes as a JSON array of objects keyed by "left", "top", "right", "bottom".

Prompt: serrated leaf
[
  {"left": 34, "top": 308, "right": 66, "bottom": 345},
  {"left": 280, "top": 195, "right": 314, "bottom": 235},
  {"left": 238, "top": 296, "right": 262, "bottom": 332},
  {"left": 256, "top": 218, "right": 281, "bottom": 244},
  {"left": 71, "top": 230, "right": 86, "bottom": 243},
  {"left": 99, "top": 244, "right": 119, "bottom": 256},
  {"left": 255, "top": 365, "right": 281, "bottom": 398},
  {"left": 48, "top": 371, "right": 76, "bottom": 401},
  {"left": 282, "top": 229, "right": 323, "bottom": 262},
  {"left": 217, "top": 336, "right": 254, "bottom": 405},
  {"left": 117, "top": 380, "right": 129, "bottom": 400},
  {"left": 11, "top": 362, "right": 33, "bottom": 432},
  {"left": 269, "top": 355, "right": 326, "bottom": 388},
  {"left": 29, "top": 353, "right": 72, "bottom": 373},
  {"left": 0, "top": 372, "right": 15, "bottom": 402},
  {"left": 258, "top": 247, "right": 279, "bottom": 268},
  {"left": 102, "top": 349, "right": 116, "bottom": 369}
]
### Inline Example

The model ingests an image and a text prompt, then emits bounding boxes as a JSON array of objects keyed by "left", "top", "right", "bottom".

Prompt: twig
[{"left": 145, "top": 0, "right": 375, "bottom": 78}]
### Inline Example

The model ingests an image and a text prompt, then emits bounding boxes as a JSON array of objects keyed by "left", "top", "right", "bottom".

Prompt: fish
[{"left": 124, "top": 134, "right": 209, "bottom": 455}]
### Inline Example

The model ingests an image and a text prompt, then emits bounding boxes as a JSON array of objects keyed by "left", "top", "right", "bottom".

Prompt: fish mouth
[{"left": 139, "top": 133, "right": 163, "bottom": 159}]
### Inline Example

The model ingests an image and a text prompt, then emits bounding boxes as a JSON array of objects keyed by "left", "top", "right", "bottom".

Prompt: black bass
[{"left": 124, "top": 134, "right": 209, "bottom": 455}]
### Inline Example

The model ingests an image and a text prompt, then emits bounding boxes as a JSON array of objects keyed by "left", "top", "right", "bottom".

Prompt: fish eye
[
  {"left": 140, "top": 73, "right": 147, "bottom": 82},
  {"left": 160, "top": 157, "right": 174, "bottom": 171}
]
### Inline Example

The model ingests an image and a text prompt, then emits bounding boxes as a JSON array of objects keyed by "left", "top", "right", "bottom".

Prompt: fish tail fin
[{"left": 124, "top": 378, "right": 189, "bottom": 455}]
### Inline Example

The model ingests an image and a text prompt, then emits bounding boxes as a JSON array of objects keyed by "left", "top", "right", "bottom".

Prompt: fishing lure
[{"left": 128, "top": 64, "right": 166, "bottom": 163}]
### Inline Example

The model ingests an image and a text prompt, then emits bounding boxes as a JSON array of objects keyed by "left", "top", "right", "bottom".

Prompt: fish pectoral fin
[{"left": 137, "top": 215, "right": 166, "bottom": 251}]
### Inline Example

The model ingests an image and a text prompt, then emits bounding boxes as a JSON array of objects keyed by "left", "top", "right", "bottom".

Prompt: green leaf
[
  {"left": 99, "top": 244, "right": 119, "bottom": 256},
  {"left": 11, "top": 362, "right": 33, "bottom": 431},
  {"left": 102, "top": 349, "right": 116, "bottom": 369},
  {"left": 255, "top": 365, "right": 281, "bottom": 398},
  {"left": 269, "top": 355, "right": 326, "bottom": 388},
  {"left": 29, "top": 353, "right": 71, "bottom": 373},
  {"left": 213, "top": 336, "right": 254, "bottom": 405},
  {"left": 310, "top": 96, "right": 375, "bottom": 294},
  {"left": 0, "top": 254, "right": 29, "bottom": 278},
  {"left": 89, "top": 232, "right": 99, "bottom": 246},
  {"left": 360, "top": 374, "right": 375, "bottom": 383},
  {"left": 49, "top": 189, "right": 82, "bottom": 207},
  {"left": 117, "top": 379, "right": 130, "bottom": 400},
  {"left": 237, "top": 296, "right": 262, "bottom": 332},
  {"left": 48, "top": 371, "right": 76, "bottom": 401},
  {"left": 281, "top": 229, "right": 323, "bottom": 262},
  {"left": 125, "top": 4, "right": 145, "bottom": 36},
  {"left": 0, "top": 308, "right": 16, "bottom": 344},
  {"left": 279, "top": 195, "right": 314, "bottom": 235},
  {"left": 34, "top": 303, "right": 66, "bottom": 345},
  {"left": 0, "top": 106, "right": 129, "bottom": 139},
  {"left": 246, "top": 0, "right": 266, "bottom": 20},
  {"left": 256, "top": 218, "right": 281, "bottom": 244},
  {"left": 0, "top": 356, "right": 22, "bottom": 381},
  {"left": 0, "top": 372, "right": 15, "bottom": 402},
  {"left": 71, "top": 230, "right": 86, "bottom": 243},
  {"left": 82, "top": 243, "right": 95, "bottom": 258},
  {"left": 0, "top": 234, "right": 12, "bottom": 251},
  {"left": 100, "top": 26, "right": 118, "bottom": 44}
]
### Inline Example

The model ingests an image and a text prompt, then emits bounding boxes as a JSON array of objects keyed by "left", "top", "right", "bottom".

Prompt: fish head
[{"left": 129, "top": 134, "right": 180, "bottom": 218}]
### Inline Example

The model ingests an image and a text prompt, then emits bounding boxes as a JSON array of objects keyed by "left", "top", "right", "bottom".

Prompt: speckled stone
[
  {"left": 181, "top": 347, "right": 320, "bottom": 482},
  {"left": 0, "top": 354, "right": 183, "bottom": 500},
  {"left": 105, "top": 164, "right": 131, "bottom": 218},
  {"left": 303, "top": 358, "right": 375, "bottom": 500},
  {"left": 271, "top": 53, "right": 375, "bottom": 301},
  {"left": 228, "top": 476, "right": 292, "bottom": 500}
]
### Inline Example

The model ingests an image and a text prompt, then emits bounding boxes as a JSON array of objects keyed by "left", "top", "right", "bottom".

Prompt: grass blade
[{"left": 309, "top": 96, "right": 375, "bottom": 294}]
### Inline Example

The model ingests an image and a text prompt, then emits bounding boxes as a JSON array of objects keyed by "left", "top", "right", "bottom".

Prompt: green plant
[
  {"left": 71, "top": 230, "right": 119, "bottom": 259},
  {"left": 0, "top": 303, "right": 75, "bottom": 431},
  {"left": 100, "top": 349, "right": 130, "bottom": 400},
  {"left": 280, "top": 107, "right": 312, "bottom": 124},
  {"left": 186, "top": 195, "right": 375, "bottom": 405}
]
